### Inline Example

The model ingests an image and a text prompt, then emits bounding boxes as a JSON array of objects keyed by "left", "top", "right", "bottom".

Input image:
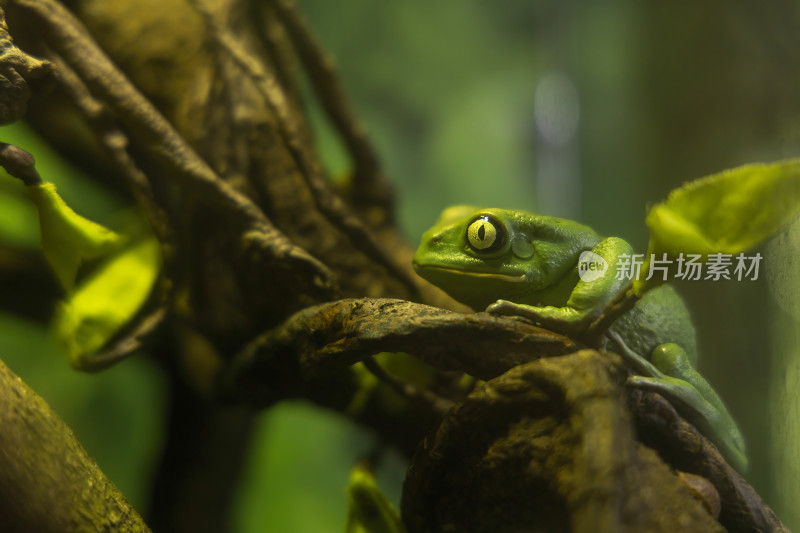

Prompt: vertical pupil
[{"left": 468, "top": 217, "right": 501, "bottom": 252}]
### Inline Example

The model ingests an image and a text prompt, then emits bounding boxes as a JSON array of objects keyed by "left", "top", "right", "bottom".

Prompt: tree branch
[
  {"left": 223, "top": 297, "right": 789, "bottom": 532},
  {"left": 402, "top": 350, "right": 725, "bottom": 533},
  {"left": 270, "top": 0, "right": 397, "bottom": 222},
  {"left": 0, "top": 358, "right": 150, "bottom": 531},
  {"left": 220, "top": 297, "right": 580, "bottom": 405},
  {"left": 629, "top": 388, "right": 790, "bottom": 533}
]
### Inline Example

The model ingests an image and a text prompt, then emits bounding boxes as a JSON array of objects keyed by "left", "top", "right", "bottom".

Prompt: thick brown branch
[
  {"left": 223, "top": 297, "right": 788, "bottom": 533},
  {"left": 629, "top": 389, "right": 790, "bottom": 533},
  {"left": 0, "top": 358, "right": 150, "bottom": 531},
  {"left": 221, "top": 297, "right": 579, "bottom": 405},
  {"left": 402, "top": 351, "right": 726, "bottom": 533}
]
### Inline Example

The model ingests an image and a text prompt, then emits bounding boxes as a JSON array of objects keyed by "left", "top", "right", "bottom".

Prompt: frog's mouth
[{"left": 413, "top": 264, "right": 527, "bottom": 283}]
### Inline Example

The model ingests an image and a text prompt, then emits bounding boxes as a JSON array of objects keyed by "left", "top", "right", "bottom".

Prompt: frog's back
[{"left": 609, "top": 285, "right": 698, "bottom": 365}]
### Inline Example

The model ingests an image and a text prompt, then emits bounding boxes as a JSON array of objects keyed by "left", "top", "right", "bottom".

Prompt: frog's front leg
[
  {"left": 487, "top": 237, "right": 633, "bottom": 332},
  {"left": 609, "top": 332, "right": 748, "bottom": 473}
]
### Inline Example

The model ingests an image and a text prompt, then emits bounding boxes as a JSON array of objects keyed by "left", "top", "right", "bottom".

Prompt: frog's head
[{"left": 413, "top": 206, "right": 600, "bottom": 310}]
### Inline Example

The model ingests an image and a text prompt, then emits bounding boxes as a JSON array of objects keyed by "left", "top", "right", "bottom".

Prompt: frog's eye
[{"left": 466, "top": 215, "right": 505, "bottom": 253}]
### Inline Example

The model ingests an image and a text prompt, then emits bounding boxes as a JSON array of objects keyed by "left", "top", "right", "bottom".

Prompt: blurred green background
[{"left": 2, "top": 0, "right": 800, "bottom": 531}]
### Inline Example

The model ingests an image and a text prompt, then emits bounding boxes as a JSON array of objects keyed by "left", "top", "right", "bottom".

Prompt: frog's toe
[
  {"left": 486, "top": 300, "right": 515, "bottom": 315},
  {"left": 625, "top": 375, "right": 699, "bottom": 407}
]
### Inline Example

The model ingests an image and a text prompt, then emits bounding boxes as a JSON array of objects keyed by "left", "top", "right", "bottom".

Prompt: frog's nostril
[{"left": 431, "top": 234, "right": 442, "bottom": 244}]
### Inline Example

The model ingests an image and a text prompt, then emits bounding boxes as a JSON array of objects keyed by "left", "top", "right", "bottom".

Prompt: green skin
[{"left": 413, "top": 206, "right": 747, "bottom": 473}]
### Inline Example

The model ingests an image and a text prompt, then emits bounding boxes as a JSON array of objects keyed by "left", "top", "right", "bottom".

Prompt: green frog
[{"left": 412, "top": 205, "right": 747, "bottom": 473}]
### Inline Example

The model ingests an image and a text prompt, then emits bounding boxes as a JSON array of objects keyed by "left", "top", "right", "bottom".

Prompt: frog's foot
[
  {"left": 486, "top": 300, "right": 538, "bottom": 320},
  {"left": 628, "top": 374, "right": 748, "bottom": 473},
  {"left": 486, "top": 300, "right": 590, "bottom": 332},
  {"left": 607, "top": 332, "right": 748, "bottom": 473}
]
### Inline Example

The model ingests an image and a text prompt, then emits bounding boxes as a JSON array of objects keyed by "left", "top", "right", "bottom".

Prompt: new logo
[{"left": 578, "top": 251, "right": 608, "bottom": 282}]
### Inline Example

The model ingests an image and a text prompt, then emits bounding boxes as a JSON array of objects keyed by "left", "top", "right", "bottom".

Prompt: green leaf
[
  {"left": 345, "top": 463, "right": 406, "bottom": 533},
  {"left": 52, "top": 237, "right": 160, "bottom": 370},
  {"left": 635, "top": 159, "right": 800, "bottom": 293},
  {"left": 646, "top": 159, "right": 800, "bottom": 256},
  {"left": 26, "top": 182, "right": 124, "bottom": 291}
]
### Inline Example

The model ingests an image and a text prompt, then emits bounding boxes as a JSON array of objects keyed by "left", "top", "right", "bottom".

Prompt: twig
[
  {"left": 50, "top": 54, "right": 173, "bottom": 249},
  {"left": 0, "top": 142, "right": 41, "bottom": 184},
  {"left": 73, "top": 303, "right": 169, "bottom": 373},
  {"left": 362, "top": 356, "right": 454, "bottom": 415},
  {"left": 270, "top": 0, "right": 396, "bottom": 221},
  {"left": 46, "top": 57, "right": 177, "bottom": 372},
  {"left": 250, "top": 2, "right": 306, "bottom": 133}
]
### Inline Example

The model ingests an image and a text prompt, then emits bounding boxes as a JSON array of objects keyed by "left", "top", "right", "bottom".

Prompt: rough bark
[
  {"left": 0, "top": 359, "right": 149, "bottom": 532},
  {"left": 402, "top": 351, "right": 725, "bottom": 533}
]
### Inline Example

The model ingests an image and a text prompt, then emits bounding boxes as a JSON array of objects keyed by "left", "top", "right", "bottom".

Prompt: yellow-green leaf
[
  {"left": 52, "top": 237, "right": 160, "bottom": 370},
  {"left": 646, "top": 159, "right": 800, "bottom": 257},
  {"left": 345, "top": 464, "right": 406, "bottom": 533},
  {"left": 26, "top": 182, "right": 124, "bottom": 291}
]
